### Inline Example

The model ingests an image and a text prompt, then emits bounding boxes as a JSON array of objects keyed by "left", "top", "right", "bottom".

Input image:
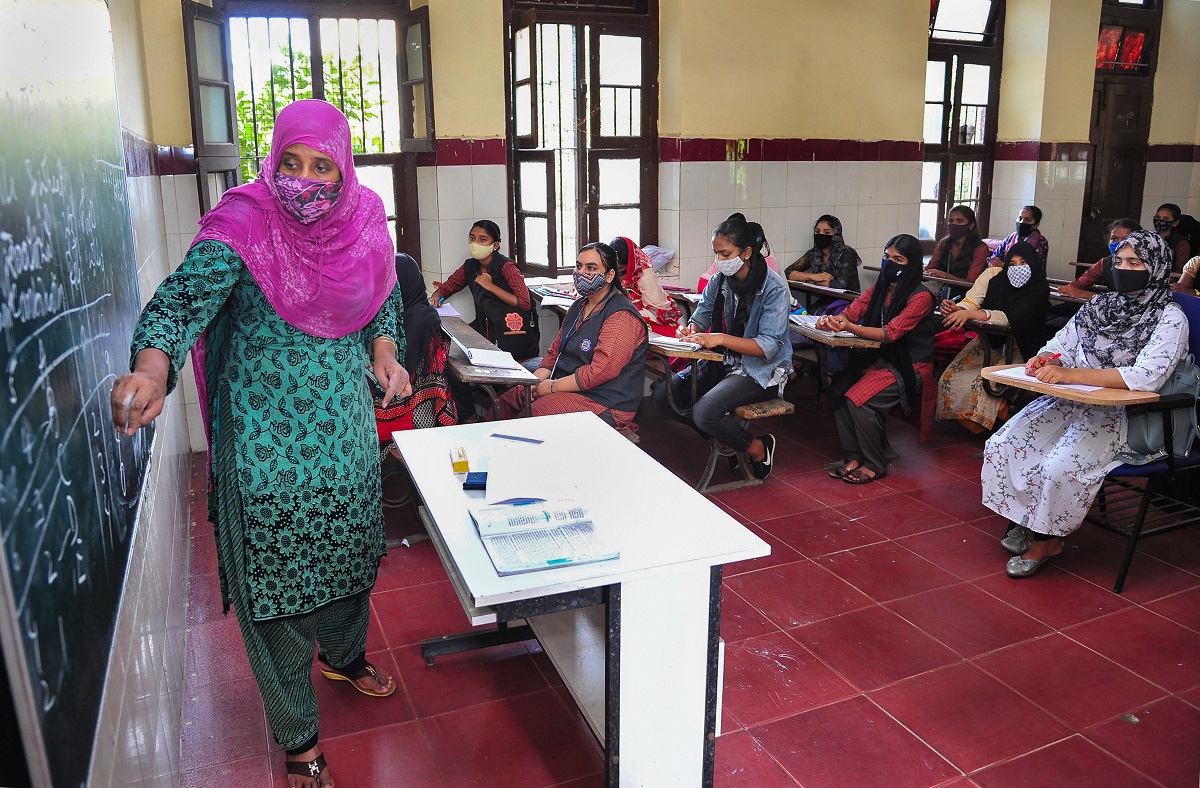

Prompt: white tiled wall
[
  {"left": 1142, "top": 161, "right": 1200, "bottom": 233},
  {"left": 656, "top": 160, "right": 922, "bottom": 290},
  {"left": 990, "top": 160, "right": 1086, "bottom": 280},
  {"left": 88, "top": 170, "right": 194, "bottom": 787},
  {"left": 416, "top": 164, "right": 510, "bottom": 292}
]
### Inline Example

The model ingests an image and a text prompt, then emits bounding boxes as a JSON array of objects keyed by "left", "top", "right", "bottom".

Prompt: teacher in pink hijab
[{"left": 111, "top": 100, "right": 408, "bottom": 788}]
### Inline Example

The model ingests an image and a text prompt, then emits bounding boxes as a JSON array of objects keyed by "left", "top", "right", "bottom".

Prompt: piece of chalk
[
  {"left": 122, "top": 392, "right": 135, "bottom": 433},
  {"left": 450, "top": 447, "right": 469, "bottom": 473}
]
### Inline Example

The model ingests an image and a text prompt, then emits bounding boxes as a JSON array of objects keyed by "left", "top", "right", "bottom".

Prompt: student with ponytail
[{"left": 653, "top": 213, "right": 792, "bottom": 480}]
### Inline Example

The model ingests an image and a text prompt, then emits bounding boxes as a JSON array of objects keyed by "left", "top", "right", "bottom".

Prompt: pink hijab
[{"left": 192, "top": 99, "right": 396, "bottom": 338}]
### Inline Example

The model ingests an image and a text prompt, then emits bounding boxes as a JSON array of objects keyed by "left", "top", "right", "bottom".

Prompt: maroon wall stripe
[
  {"left": 660, "top": 137, "right": 923, "bottom": 162},
  {"left": 416, "top": 138, "right": 506, "bottom": 167},
  {"left": 1147, "top": 144, "right": 1200, "bottom": 163},
  {"left": 994, "top": 141, "right": 1091, "bottom": 162},
  {"left": 121, "top": 129, "right": 195, "bottom": 177}
]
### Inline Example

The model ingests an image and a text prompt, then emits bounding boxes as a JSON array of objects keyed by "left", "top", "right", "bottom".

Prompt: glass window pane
[
  {"left": 953, "top": 160, "right": 982, "bottom": 202},
  {"left": 961, "top": 63, "right": 990, "bottom": 105},
  {"left": 598, "top": 208, "right": 640, "bottom": 245},
  {"left": 379, "top": 20, "right": 400, "bottom": 150},
  {"left": 925, "top": 61, "right": 945, "bottom": 103},
  {"left": 932, "top": 0, "right": 992, "bottom": 41},
  {"left": 523, "top": 217, "right": 549, "bottom": 267},
  {"left": 958, "top": 105, "right": 986, "bottom": 146},
  {"left": 520, "top": 160, "right": 548, "bottom": 214},
  {"left": 408, "top": 83, "right": 428, "bottom": 139},
  {"left": 357, "top": 165, "right": 395, "bottom": 218},
  {"left": 515, "top": 84, "right": 532, "bottom": 137},
  {"left": 195, "top": 19, "right": 225, "bottom": 81},
  {"left": 923, "top": 104, "right": 944, "bottom": 145},
  {"left": 598, "top": 159, "right": 640, "bottom": 205},
  {"left": 404, "top": 22, "right": 424, "bottom": 80},
  {"left": 201, "top": 85, "right": 231, "bottom": 143},
  {"left": 514, "top": 26, "right": 531, "bottom": 82},
  {"left": 599, "top": 35, "right": 641, "bottom": 86},
  {"left": 919, "top": 203, "right": 939, "bottom": 240},
  {"left": 921, "top": 162, "right": 941, "bottom": 201}
]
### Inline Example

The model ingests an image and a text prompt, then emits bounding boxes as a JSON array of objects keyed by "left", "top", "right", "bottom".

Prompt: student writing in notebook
[
  {"left": 982, "top": 231, "right": 1187, "bottom": 578},
  {"left": 495, "top": 242, "right": 648, "bottom": 429}
]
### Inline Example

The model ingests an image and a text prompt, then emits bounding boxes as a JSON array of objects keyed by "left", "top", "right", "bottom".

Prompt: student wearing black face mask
[
  {"left": 1153, "top": 203, "right": 1190, "bottom": 273},
  {"left": 989, "top": 205, "right": 1048, "bottom": 268},
  {"left": 982, "top": 231, "right": 1188, "bottom": 578},
  {"left": 817, "top": 234, "right": 937, "bottom": 483},
  {"left": 925, "top": 205, "right": 988, "bottom": 282},
  {"left": 785, "top": 215, "right": 861, "bottom": 303}
]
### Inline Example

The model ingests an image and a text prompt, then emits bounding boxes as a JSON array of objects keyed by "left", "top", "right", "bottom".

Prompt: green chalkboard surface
[{"left": 0, "top": 1, "right": 152, "bottom": 786}]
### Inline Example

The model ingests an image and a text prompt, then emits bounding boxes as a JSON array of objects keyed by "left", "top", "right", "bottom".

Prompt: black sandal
[
  {"left": 824, "top": 459, "right": 856, "bottom": 478},
  {"left": 285, "top": 753, "right": 332, "bottom": 787}
]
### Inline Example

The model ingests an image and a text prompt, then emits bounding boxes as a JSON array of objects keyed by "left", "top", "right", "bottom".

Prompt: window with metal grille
[{"left": 507, "top": 7, "right": 657, "bottom": 276}]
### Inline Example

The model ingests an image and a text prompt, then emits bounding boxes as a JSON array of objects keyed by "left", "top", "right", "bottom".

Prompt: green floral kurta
[{"left": 132, "top": 240, "right": 404, "bottom": 621}]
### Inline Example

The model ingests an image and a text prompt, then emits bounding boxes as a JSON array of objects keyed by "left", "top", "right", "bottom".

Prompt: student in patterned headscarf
[
  {"left": 786, "top": 214, "right": 862, "bottom": 307},
  {"left": 981, "top": 230, "right": 1188, "bottom": 579}
]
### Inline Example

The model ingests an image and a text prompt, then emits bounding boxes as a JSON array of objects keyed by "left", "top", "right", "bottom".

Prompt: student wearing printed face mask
[
  {"left": 983, "top": 231, "right": 1187, "bottom": 578},
  {"left": 989, "top": 205, "right": 1049, "bottom": 268},
  {"left": 495, "top": 242, "right": 648, "bottom": 428},
  {"left": 819, "top": 234, "right": 936, "bottom": 483},
  {"left": 652, "top": 213, "right": 792, "bottom": 480},
  {"left": 1153, "top": 203, "right": 1190, "bottom": 273},
  {"left": 924, "top": 205, "right": 989, "bottom": 282},
  {"left": 429, "top": 219, "right": 539, "bottom": 360},
  {"left": 1058, "top": 218, "right": 1141, "bottom": 300},
  {"left": 936, "top": 241, "right": 1049, "bottom": 432}
]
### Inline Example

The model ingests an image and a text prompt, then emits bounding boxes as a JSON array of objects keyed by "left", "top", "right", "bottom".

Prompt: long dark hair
[
  {"left": 578, "top": 241, "right": 627, "bottom": 295},
  {"left": 712, "top": 212, "right": 771, "bottom": 336},
  {"left": 940, "top": 204, "right": 984, "bottom": 276}
]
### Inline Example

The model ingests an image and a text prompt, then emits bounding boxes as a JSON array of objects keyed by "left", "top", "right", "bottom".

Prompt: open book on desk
[
  {"left": 468, "top": 498, "right": 619, "bottom": 576},
  {"left": 789, "top": 312, "right": 856, "bottom": 338},
  {"left": 987, "top": 364, "right": 1103, "bottom": 393},
  {"left": 447, "top": 334, "right": 526, "bottom": 370},
  {"left": 648, "top": 334, "right": 702, "bottom": 352}
]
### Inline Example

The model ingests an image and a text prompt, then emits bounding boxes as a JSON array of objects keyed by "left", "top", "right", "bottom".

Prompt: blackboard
[{"left": 0, "top": 2, "right": 153, "bottom": 786}]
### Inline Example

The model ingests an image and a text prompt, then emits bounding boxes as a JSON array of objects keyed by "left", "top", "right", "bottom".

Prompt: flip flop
[
  {"left": 843, "top": 467, "right": 885, "bottom": 485},
  {"left": 824, "top": 460, "right": 855, "bottom": 478},
  {"left": 319, "top": 662, "right": 396, "bottom": 698},
  {"left": 285, "top": 753, "right": 333, "bottom": 787}
]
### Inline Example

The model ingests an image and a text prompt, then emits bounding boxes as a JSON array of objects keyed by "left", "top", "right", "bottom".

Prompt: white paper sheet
[
  {"left": 989, "top": 365, "right": 1104, "bottom": 392},
  {"left": 435, "top": 303, "right": 461, "bottom": 317},
  {"left": 648, "top": 334, "right": 702, "bottom": 352},
  {"left": 465, "top": 348, "right": 525, "bottom": 370},
  {"left": 789, "top": 313, "right": 856, "bottom": 338}
]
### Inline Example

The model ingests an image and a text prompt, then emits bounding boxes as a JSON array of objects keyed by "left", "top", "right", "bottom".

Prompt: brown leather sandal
[
  {"left": 285, "top": 752, "right": 333, "bottom": 787},
  {"left": 319, "top": 662, "right": 396, "bottom": 698}
]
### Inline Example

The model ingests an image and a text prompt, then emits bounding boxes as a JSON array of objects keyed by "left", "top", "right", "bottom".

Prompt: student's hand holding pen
[
  {"left": 1024, "top": 352, "right": 1062, "bottom": 376},
  {"left": 940, "top": 298, "right": 961, "bottom": 314},
  {"left": 677, "top": 323, "right": 698, "bottom": 339}
]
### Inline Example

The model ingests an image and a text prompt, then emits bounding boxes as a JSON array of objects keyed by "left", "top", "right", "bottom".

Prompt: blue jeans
[{"left": 653, "top": 363, "right": 773, "bottom": 451}]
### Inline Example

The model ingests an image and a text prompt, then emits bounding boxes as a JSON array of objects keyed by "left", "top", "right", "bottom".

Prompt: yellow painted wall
[
  {"left": 421, "top": 0, "right": 507, "bottom": 139},
  {"left": 142, "top": 0, "right": 191, "bottom": 145},
  {"left": 661, "top": 0, "right": 927, "bottom": 140},
  {"left": 997, "top": 0, "right": 1097, "bottom": 143},
  {"left": 1149, "top": 0, "right": 1200, "bottom": 144},
  {"left": 109, "top": 0, "right": 152, "bottom": 138}
]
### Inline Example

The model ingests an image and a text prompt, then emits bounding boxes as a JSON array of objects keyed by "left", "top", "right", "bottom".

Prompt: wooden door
[{"left": 1080, "top": 78, "right": 1152, "bottom": 262}]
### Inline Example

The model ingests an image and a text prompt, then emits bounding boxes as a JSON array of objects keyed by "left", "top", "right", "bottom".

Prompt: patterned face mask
[
  {"left": 1006, "top": 264, "right": 1032, "bottom": 288},
  {"left": 574, "top": 270, "right": 609, "bottom": 296},
  {"left": 274, "top": 172, "right": 343, "bottom": 224}
]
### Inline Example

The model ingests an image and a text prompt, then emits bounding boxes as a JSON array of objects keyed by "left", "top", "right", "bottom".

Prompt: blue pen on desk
[{"left": 490, "top": 432, "right": 544, "bottom": 444}]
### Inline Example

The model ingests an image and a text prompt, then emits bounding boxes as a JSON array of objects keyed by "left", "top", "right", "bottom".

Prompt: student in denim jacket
[{"left": 652, "top": 213, "right": 792, "bottom": 480}]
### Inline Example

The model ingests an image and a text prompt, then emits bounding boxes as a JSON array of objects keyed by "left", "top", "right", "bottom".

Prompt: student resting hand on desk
[
  {"left": 982, "top": 231, "right": 1187, "bottom": 578},
  {"left": 819, "top": 234, "right": 936, "bottom": 485},
  {"left": 652, "top": 213, "right": 792, "bottom": 480},
  {"left": 494, "top": 242, "right": 648, "bottom": 429}
]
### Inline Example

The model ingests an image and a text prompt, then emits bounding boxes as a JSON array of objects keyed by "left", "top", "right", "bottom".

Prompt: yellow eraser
[{"left": 450, "top": 447, "right": 469, "bottom": 473}]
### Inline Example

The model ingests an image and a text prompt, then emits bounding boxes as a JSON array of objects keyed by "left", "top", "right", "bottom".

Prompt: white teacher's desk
[{"left": 391, "top": 411, "right": 770, "bottom": 787}]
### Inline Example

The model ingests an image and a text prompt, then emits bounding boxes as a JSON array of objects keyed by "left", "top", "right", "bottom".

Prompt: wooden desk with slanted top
[
  {"left": 981, "top": 364, "right": 1160, "bottom": 406},
  {"left": 441, "top": 316, "right": 539, "bottom": 418}
]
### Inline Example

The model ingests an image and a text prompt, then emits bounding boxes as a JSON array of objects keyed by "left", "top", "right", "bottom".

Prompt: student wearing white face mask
[
  {"left": 652, "top": 213, "right": 792, "bottom": 480},
  {"left": 429, "top": 219, "right": 539, "bottom": 360},
  {"left": 936, "top": 241, "right": 1049, "bottom": 432}
]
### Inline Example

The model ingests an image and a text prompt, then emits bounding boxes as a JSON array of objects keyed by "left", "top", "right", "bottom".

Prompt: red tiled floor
[
  {"left": 373, "top": 539, "right": 455, "bottom": 592},
  {"left": 831, "top": 491, "right": 963, "bottom": 539},
  {"left": 781, "top": 468, "right": 899, "bottom": 509},
  {"left": 179, "top": 677, "right": 268, "bottom": 772},
  {"left": 1084, "top": 697, "right": 1200, "bottom": 788},
  {"left": 722, "top": 522, "right": 805, "bottom": 577},
  {"left": 711, "top": 477, "right": 826, "bottom": 520},
  {"left": 721, "top": 631, "right": 856, "bottom": 727},
  {"left": 759, "top": 506, "right": 888, "bottom": 558},
  {"left": 752, "top": 695, "right": 962, "bottom": 787},
  {"left": 724, "top": 560, "right": 873, "bottom": 629},
  {"left": 886, "top": 583, "right": 1051, "bottom": 659},
  {"left": 179, "top": 754, "right": 271, "bottom": 788},
  {"left": 1065, "top": 607, "right": 1200, "bottom": 693},
  {"left": 1059, "top": 542, "right": 1200, "bottom": 604},
  {"left": 308, "top": 649, "right": 416, "bottom": 739},
  {"left": 1139, "top": 525, "right": 1200, "bottom": 576},
  {"left": 719, "top": 586, "right": 782, "bottom": 644},
  {"left": 920, "top": 442, "right": 988, "bottom": 479},
  {"left": 309, "top": 721, "right": 444, "bottom": 787},
  {"left": 904, "top": 481, "right": 995, "bottom": 523},
  {"left": 712, "top": 730, "right": 800, "bottom": 787},
  {"left": 420, "top": 690, "right": 603, "bottom": 788},
  {"left": 815, "top": 541, "right": 962, "bottom": 602},
  {"left": 869, "top": 662, "right": 1072, "bottom": 773},
  {"left": 791, "top": 606, "right": 958, "bottom": 691},
  {"left": 185, "top": 614, "right": 254, "bottom": 686},
  {"left": 971, "top": 566, "right": 1133, "bottom": 630},
  {"left": 185, "top": 571, "right": 225, "bottom": 626},
  {"left": 972, "top": 634, "right": 1168, "bottom": 729},
  {"left": 970, "top": 735, "right": 1158, "bottom": 787},
  {"left": 1146, "top": 587, "right": 1200, "bottom": 633},
  {"left": 394, "top": 641, "right": 551, "bottom": 718},
  {"left": 372, "top": 580, "right": 480, "bottom": 649},
  {"left": 898, "top": 523, "right": 1011, "bottom": 582}
]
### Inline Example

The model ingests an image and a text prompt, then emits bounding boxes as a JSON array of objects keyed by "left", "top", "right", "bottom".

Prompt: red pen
[{"left": 1038, "top": 352, "right": 1062, "bottom": 367}]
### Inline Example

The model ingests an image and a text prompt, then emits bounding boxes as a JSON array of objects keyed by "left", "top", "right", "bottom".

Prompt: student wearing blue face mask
[
  {"left": 818, "top": 234, "right": 936, "bottom": 483},
  {"left": 1057, "top": 218, "right": 1141, "bottom": 301},
  {"left": 652, "top": 213, "right": 792, "bottom": 480}
]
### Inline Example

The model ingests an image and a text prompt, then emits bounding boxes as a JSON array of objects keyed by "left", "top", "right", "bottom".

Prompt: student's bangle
[
  {"left": 550, "top": 379, "right": 556, "bottom": 394},
  {"left": 982, "top": 310, "right": 991, "bottom": 322}
]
